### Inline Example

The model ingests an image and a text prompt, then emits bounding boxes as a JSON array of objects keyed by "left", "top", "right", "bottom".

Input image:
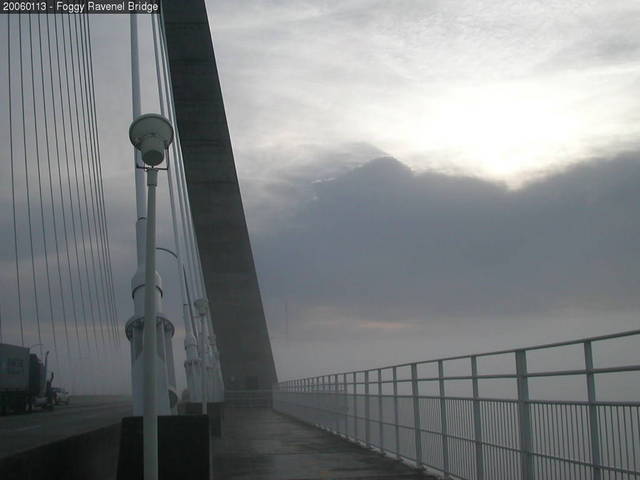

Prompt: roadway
[{"left": 0, "top": 395, "right": 131, "bottom": 459}]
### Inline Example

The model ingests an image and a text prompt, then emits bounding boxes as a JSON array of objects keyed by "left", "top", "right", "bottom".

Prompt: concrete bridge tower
[{"left": 161, "top": 0, "right": 277, "bottom": 390}]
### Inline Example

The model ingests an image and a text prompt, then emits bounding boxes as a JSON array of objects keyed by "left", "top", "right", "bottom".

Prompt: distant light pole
[
  {"left": 129, "top": 113, "right": 174, "bottom": 480},
  {"left": 156, "top": 247, "right": 200, "bottom": 399},
  {"left": 194, "top": 298, "right": 209, "bottom": 414}
]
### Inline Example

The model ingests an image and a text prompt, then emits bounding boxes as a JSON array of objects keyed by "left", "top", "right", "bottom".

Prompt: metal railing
[{"left": 273, "top": 329, "right": 640, "bottom": 479}]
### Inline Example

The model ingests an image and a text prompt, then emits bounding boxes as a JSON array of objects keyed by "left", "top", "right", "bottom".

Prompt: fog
[{"left": 1, "top": 2, "right": 640, "bottom": 398}]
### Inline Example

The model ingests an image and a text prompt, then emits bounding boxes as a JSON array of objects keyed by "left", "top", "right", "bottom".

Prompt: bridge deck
[
  {"left": 0, "top": 395, "right": 131, "bottom": 459},
  {"left": 212, "top": 408, "right": 429, "bottom": 480}
]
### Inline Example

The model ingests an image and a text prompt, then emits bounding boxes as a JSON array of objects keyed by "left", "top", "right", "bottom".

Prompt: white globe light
[{"left": 129, "top": 113, "right": 174, "bottom": 166}]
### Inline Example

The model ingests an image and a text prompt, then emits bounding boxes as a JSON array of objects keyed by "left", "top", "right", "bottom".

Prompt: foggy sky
[
  {"left": 257, "top": 154, "right": 640, "bottom": 323},
  {"left": 1, "top": 2, "right": 640, "bottom": 390},
  {"left": 254, "top": 153, "right": 640, "bottom": 378}
]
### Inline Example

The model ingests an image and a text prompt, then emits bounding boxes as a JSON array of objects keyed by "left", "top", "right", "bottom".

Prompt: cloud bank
[{"left": 252, "top": 153, "right": 640, "bottom": 352}]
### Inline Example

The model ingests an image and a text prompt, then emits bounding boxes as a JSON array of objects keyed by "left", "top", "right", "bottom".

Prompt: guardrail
[{"left": 273, "top": 329, "right": 640, "bottom": 479}]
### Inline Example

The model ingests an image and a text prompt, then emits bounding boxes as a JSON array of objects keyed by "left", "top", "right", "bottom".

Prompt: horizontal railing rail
[{"left": 273, "top": 328, "right": 640, "bottom": 480}]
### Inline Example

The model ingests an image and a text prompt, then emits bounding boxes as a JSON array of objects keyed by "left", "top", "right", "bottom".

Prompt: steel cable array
[
  {"left": 155, "top": 12, "right": 219, "bottom": 354},
  {"left": 28, "top": 14, "right": 58, "bottom": 370},
  {"left": 155, "top": 11, "right": 214, "bottom": 343},
  {"left": 38, "top": 13, "right": 73, "bottom": 383},
  {"left": 3, "top": 14, "right": 120, "bottom": 393}
]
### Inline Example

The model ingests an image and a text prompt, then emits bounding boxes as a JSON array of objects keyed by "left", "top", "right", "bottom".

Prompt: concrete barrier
[
  {"left": 116, "top": 415, "right": 209, "bottom": 480},
  {"left": 0, "top": 423, "right": 121, "bottom": 480}
]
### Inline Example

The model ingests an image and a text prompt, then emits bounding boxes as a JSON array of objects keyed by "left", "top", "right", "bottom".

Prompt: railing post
[
  {"left": 438, "top": 360, "right": 450, "bottom": 477},
  {"left": 343, "top": 373, "right": 349, "bottom": 437},
  {"left": 584, "top": 341, "right": 602, "bottom": 480},
  {"left": 393, "top": 366, "right": 400, "bottom": 460},
  {"left": 308, "top": 378, "right": 312, "bottom": 420},
  {"left": 316, "top": 377, "right": 320, "bottom": 424},
  {"left": 378, "top": 368, "right": 384, "bottom": 452},
  {"left": 316, "top": 377, "right": 321, "bottom": 424},
  {"left": 365, "top": 370, "right": 371, "bottom": 447},
  {"left": 353, "top": 371, "right": 359, "bottom": 441},
  {"left": 325, "top": 375, "right": 330, "bottom": 427},
  {"left": 334, "top": 374, "right": 340, "bottom": 434},
  {"left": 411, "top": 363, "right": 423, "bottom": 467},
  {"left": 516, "top": 350, "right": 533, "bottom": 480},
  {"left": 471, "top": 356, "right": 484, "bottom": 480},
  {"left": 319, "top": 376, "right": 323, "bottom": 425}
]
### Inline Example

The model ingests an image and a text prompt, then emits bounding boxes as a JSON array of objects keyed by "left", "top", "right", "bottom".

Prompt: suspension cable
[
  {"left": 29, "top": 14, "right": 60, "bottom": 372},
  {"left": 157, "top": 13, "right": 203, "bottom": 337},
  {"left": 158, "top": 11, "right": 221, "bottom": 367},
  {"left": 8, "top": 14, "right": 25, "bottom": 346},
  {"left": 70, "top": 15, "right": 109, "bottom": 352},
  {"left": 41, "top": 13, "right": 74, "bottom": 385},
  {"left": 84, "top": 15, "right": 120, "bottom": 344},
  {"left": 77, "top": 15, "right": 118, "bottom": 344},
  {"left": 151, "top": 14, "right": 193, "bottom": 339},
  {"left": 159, "top": 13, "right": 213, "bottom": 312},
  {"left": 19, "top": 14, "right": 44, "bottom": 359},
  {"left": 57, "top": 13, "right": 92, "bottom": 361},
  {"left": 73, "top": 15, "right": 117, "bottom": 391},
  {"left": 157, "top": 13, "right": 202, "bottom": 304}
]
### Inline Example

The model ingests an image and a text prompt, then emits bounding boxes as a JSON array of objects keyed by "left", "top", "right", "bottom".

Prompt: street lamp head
[{"left": 129, "top": 113, "right": 174, "bottom": 167}]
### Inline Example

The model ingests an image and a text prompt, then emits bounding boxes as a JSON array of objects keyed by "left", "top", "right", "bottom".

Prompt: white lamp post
[{"left": 129, "top": 113, "right": 174, "bottom": 480}]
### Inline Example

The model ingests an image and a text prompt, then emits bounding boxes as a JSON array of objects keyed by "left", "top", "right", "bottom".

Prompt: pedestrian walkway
[{"left": 212, "top": 408, "right": 432, "bottom": 479}]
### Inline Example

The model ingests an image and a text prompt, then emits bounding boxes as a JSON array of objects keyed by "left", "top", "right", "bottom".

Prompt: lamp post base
[{"left": 116, "top": 415, "right": 210, "bottom": 480}]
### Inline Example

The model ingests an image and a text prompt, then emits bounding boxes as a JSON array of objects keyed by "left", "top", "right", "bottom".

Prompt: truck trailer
[{"left": 0, "top": 343, "right": 48, "bottom": 414}]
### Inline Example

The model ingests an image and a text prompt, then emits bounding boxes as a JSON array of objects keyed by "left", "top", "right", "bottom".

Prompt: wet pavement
[{"left": 212, "top": 408, "right": 431, "bottom": 479}]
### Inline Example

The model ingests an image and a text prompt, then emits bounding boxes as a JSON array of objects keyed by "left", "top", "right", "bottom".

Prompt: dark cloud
[{"left": 254, "top": 153, "right": 640, "bottom": 339}]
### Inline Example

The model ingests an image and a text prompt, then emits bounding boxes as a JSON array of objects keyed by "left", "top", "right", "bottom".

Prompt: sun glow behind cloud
[
  {"left": 368, "top": 81, "right": 585, "bottom": 183},
  {"left": 384, "top": 63, "right": 640, "bottom": 185},
  {"left": 209, "top": 0, "right": 640, "bottom": 187}
]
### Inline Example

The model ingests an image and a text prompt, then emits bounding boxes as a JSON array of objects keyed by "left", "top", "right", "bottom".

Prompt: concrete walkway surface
[{"left": 212, "top": 408, "right": 433, "bottom": 480}]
